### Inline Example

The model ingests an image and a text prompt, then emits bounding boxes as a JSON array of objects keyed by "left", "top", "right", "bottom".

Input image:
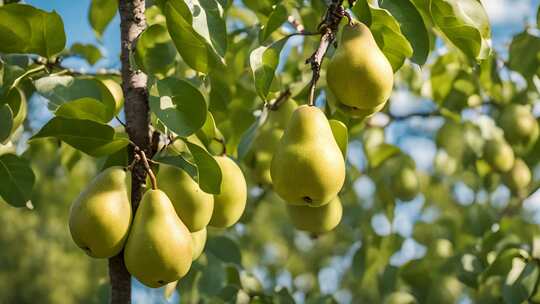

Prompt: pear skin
[
  {"left": 326, "top": 22, "right": 393, "bottom": 117},
  {"left": 191, "top": 227, "right": 207, "bottom": 261},
  {"left": 124, "top": 189, "right": 192, "bottom": 288},
  {"left": 264, "top": 99, "right": 298, "bottom": 130},
  {"left": 209, "top": 156, "right": 248, "bottom": 228},
  {"left": 271, "top": 105, "right": 345, "bottom": 206},
  {"left": 391, "top": 167, "right": 419, "bottom": 201},
  {"left": 503, "top": 158, "right": 531, "bottom": 192},
  {"left": 287, "top": 197, "right": 343, "bottom": 234},
  {"left": 500, "top": 104, "right": 538, "bottom": 143},
  {"left": 157, "top": 164, "right": 214, "bottom": 232},
  {"left": 69, "top": 166, "right": 131, "bottom": 258},
  {"left": 484, "top": 139, "right": 515, "bottom": 172}
]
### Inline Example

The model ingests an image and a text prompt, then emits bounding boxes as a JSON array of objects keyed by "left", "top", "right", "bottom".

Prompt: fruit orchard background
[{"left": 3, "top": 0, "right": 540, "bottom": 303}]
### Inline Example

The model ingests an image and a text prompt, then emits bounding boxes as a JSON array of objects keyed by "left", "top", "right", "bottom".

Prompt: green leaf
[
  {"left": 502, "top": 259, "right": 538, "bottom": 304},
  {"left": 353, "top": 1, "right": 413, "bottom": 71},
  {"left": 329, "top": 119, "right": 348, "bottom": 160},
  {"left": 0, "top": 4, "right": 66, "bottom": 58},
  {"left": 30, "top": 117, "right": 129, "bottom": 157},
  {"left": 508, "top": 31, "right": 540, "bottom": 79},
  {"left": 430, "top": 0, "right": 491, "bottom": 60},
  {"left": 0, "top": 104, "right": 13, "bottom": 142},
  {"left": 164, "top": 0, "right": 224, "bottom": 73},
  {"left": 250, "top": 38, "right": 287, "bottom": 99},
  {"left": 352, "top": 243, "right": 367, "bottom": 279},
  {"left": 481, "top": 248, "right": 528, "bottom": 281},
  {"left": 379, "top": 0, "right": 429, "bottom": 65},
  {"left": 154, "top": 154, "right": 199, "bottom": 181},
  {"left": 55, "top": 97, "right": 112, "bottom": 123},
  {"left": 88, "top": 0, "right": 118, "bottom": 38},
  {"left": 134, "top": 24, "right": 176, "bottom": 75},
  {"left": 185, "top": 140, "right": 222, "bottom": 194},
  {"left": 70, "top": 43, "right": 102, "bottom": 65},
  {"left": 366, "top": 143, "right": 401, "bottom": 168},
  {"left": 151, "top": 77, "right": 207, "bottom": 137},
  {"left": 237, "top": 108, "right": 268, "bottom": 160},
  {"left": 206, "top": 236, "right": 242, "bottom": 266},
  {"left": 0, "top": 153, "right": 35, "bottom": 207},
  {"left": 260, "top": 4, "right": 288, "bottom": 43},
  {"left": 34, "top": 75, "right": 117, "bottom": 116}
]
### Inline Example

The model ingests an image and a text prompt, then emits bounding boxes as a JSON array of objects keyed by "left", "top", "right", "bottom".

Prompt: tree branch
[
  {"left": 305, "top": 0, "right": 347, "bottom": 106},
  {"left": 110, "top": 1, "right": 149, "bottom": 303}
]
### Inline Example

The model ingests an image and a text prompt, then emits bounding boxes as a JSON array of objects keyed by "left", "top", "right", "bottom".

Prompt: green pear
[
  {"left": 383, "top": 292, "right": 418, "bottom": 304},
  {"left": 391, "top": 167, "right": 419, "bottom": 201},
  {"left": 251, "top": 151, "right": 273, "bottom": 185},
  {"left": 436, "top": 121, "right": 465, "bottom": 158},
  {"left": 484, "top": 139, "right": 515, "bottom": 172},
  {"left": 326, "top": 22, "right": 393, "bottom": 118},
  {"left": 251, "top": 128, "right": 283, "bottom": 185},
  {"left": 68, "top": 166, "right": 131, "bottom": 258},
  {"left": 271, "top": 105, "right": 345, "bottom": 206},
  {"left": 124, "top": 189, "right": 192, "bottom": 288},
  {"left": 191, "top": 227, "right": 207, "bottom": 261},
  {"left": 287, "top": 197, "right": 343, "bottom": 234},
  {"left": 209, "top": 156, "right": 248, "bottom": 228},
  {"left": 503, "top": 158, "right": 531, "bottom": 192},
  {"left": 499, "top": 104, "right": 539, "bottom": 144},
  {"left": 157, "top": 164, "right": 214, "bottom": 232}
]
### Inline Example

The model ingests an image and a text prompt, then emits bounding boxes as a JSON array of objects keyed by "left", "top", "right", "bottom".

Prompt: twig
[
  {"left": 115, "top": 116, "right": 127, "bottom": 127},
  {"left": 287, "top": 15, "right": 305, "bottom": 33},
  {"left": 498, "top": 181, "right": 540, "bottom": 220},
  {"left": 388, "top": 110, "right": 441, "bottom": 121},
  {"left": 305, "top": 0, "right": 347, "bottom": 106},
  {"left": 268, "top": 88, "right": 292, "bottom": 110},
  {"left": 134, "top": 147, "right": 157, "bottom": 190}
]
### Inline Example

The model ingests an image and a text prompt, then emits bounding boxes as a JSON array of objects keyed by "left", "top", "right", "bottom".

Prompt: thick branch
[{"left": 110, "top": 1, "right": 149, "bottom": 304}]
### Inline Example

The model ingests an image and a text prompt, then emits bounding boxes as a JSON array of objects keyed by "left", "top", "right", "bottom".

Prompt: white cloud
[{"left": 481, "top": 0, "right": 532, "bottom": 25}]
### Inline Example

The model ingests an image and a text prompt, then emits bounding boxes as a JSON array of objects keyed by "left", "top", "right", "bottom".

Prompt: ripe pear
[
  {"left": 251, "top": 128, "right": 283, "bottom": 185},
  {"left": 191, "top": 227, "right": 207, "bottom": 261},
  {"left": 287, "top": 197, "right": 343, "bottom": 234},
  {"left": 499, "top": 104, "right": 539, "bottom": 148},
  {"left": 124, "top": 189, "right": 192, "bottom": 288},
  {"left": 209, "top": 156, "right": 248, "bottom": 228},
  {"left": 69, "top": 166, "right": 131, "bottom": 258},
  {"left": 157, "top": 164, "right": 214, "bottom": 232},
  {"left": 326, "top": 22, "right": 393, "bottom": 118},
  {"left": 391, "top": 167, "right": 419, "bottom": 201},
  {"left": 271, "top": 105, "right": 345, "bottom": 206},
  {"left": 484, "top": 139, "right": 515, "bottom": 172},
  {"left": 503, "top": 158, "right": 531, "bottom": 192}
]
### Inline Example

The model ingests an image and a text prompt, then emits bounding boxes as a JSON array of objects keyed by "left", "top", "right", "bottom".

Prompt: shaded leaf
[
  {"left": 206, "top": 236, "right": 242, "bottom": 266},
  {"left": 151, "top": 77, "right": 207, "bottom": 137},
  {"left": 260, "top": 4, "right": 288, "bottom": 43},
  {"left": 185, "top": 140, "right": 222, "bottom": 194},
  {"left": 0, "top": 104, "right": 13, "bottom": 143},
  {"left": 70, "top": 43, "right": 102, "bottom": 65},
  {"left": 134, "top": 24, "right": 176, "bottom": 75},
  {"left": 30, "top": 117, "right": 129, "bottom": 157},
  {"left": 0, "top": 153, "right": 35, "bottom": 207},
  {"left": 55, "top": 97, "right": 112, "bottom": 123}
]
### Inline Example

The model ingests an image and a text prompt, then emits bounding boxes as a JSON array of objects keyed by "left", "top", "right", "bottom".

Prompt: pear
[
  {"left": 436, "top": 121, "right": 465, "bottom": 158},
  {"left": 326, "top": 22, "right": 393, "bottom": 118},
  {"left": 484, "top": 139, "right": 515, "bottom": 172},
  {"left": 499, "top": 104, "right": 538, "bottom": 144},
  {"left": 157, "top": 164, "right": 214, "bottom": 232},
  {"left": 271, "top": 105, "right": 345, "bottom": 206},
  {"left": 251, "top": 128, "right": 283, "bottom": 185},
  {"left": 124, "top": 189, "right": 192, "bottom": 288},
  {"left": 209, "top": 156, "right": 248, "bottom": 228},
  {"left": 383, "top": 292, "right": 418, "bottom": 304},
  {"left": 503, "top": 158, "right": 531, "bottom": 192},
  {"left": 191, "top": 227, "right": 207, "bottom": 261},
  {"left": 69, "top": 166, "right": 131, "bottom": 258},
  {"left": 391, "top": 167, "right": 419, "bottom": 201},
  {"left": 287, "top": 197, "right": 343, "bottom": 234}
]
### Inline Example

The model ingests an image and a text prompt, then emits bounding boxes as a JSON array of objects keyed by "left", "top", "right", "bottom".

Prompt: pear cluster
[{"left": 69, "top": 150, "right": 247, "bottom": 288}]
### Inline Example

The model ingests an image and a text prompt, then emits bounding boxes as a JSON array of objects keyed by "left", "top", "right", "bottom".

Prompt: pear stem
[{"left": 135, "top": 147, "right": 158, "bottom": 190}]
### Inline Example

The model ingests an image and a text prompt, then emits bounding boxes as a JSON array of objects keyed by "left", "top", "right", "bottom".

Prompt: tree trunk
[{"left": 109, "top": 1, "right": 148, "bottom": 303}]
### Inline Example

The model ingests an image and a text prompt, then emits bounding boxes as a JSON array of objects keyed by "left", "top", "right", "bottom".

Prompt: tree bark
[{"left": 109, "top": 1, "right": 149, "bottom": 303}]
